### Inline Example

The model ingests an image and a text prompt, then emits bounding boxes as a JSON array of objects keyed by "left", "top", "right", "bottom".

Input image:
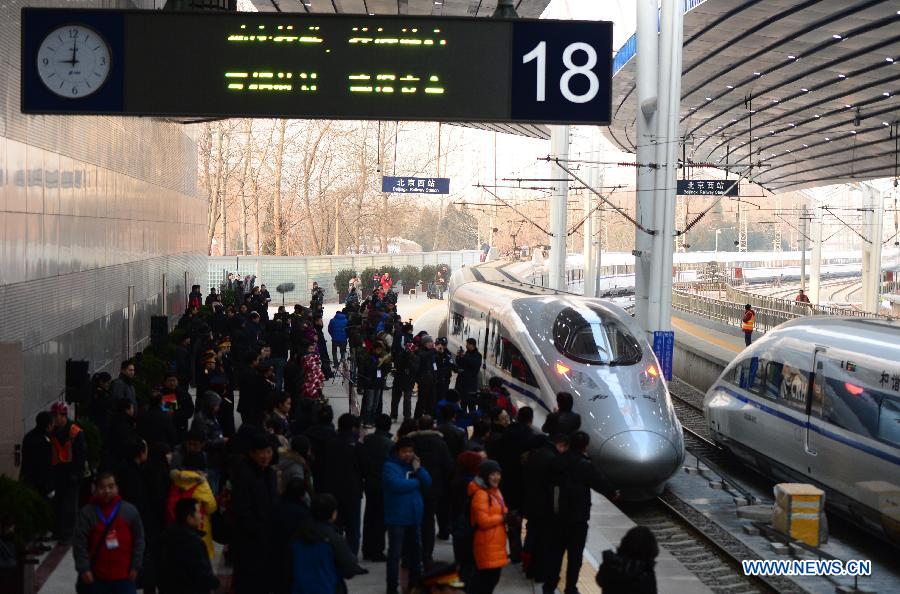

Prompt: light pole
[{"left": 492, "top": 0, "right": 517, "bottom": 18}]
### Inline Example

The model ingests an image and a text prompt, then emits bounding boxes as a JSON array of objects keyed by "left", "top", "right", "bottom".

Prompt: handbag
[{"left": 75, "top": 505, "right": 120, "bottom": 594}]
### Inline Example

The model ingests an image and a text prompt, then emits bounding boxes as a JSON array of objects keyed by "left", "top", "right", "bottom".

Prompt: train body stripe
[{"left": 716, "top": 385, "right": 900, "bottom": 466}]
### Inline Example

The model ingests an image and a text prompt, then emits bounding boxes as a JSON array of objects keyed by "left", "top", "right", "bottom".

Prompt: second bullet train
[{"left": 448, "top": 261, "right": 685, "bottom": 500}]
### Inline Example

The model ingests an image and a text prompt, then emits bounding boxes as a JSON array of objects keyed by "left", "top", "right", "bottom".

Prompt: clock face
[{"left": 36, "top": 25, "right": 111, "bottom": 98}]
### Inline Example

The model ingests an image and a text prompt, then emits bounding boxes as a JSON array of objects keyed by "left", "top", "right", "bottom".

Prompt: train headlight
[
  {"left": 555, "top": 362, "right": 571, "bottom": 376},
  {"left": 639, "top": 364, "right": 660, "bottom": 390}
]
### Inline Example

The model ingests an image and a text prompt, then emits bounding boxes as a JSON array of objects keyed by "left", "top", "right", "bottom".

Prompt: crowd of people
[{"left": 18, "top": 277, "right": 660, "bottom": 594}]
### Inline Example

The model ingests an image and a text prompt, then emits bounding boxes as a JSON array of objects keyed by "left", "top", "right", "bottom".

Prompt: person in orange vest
[
  {"left": 50, "top": 401, "right": 87, "bottom": 543},
  {"left": 741, "top": 304, "right": 756, "bottom": 346}
]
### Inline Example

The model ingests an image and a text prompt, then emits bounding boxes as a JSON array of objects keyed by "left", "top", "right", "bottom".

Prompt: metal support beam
[
  {"left": 633, "top": 0, "right": 659, "bottom": 331},
  {"left": 583, "top": 140, "right": 595, "bottom": 297},
  {"left": 809, "top": 209, "right": 823, "bottom": 304},
  {"left": 647, "top": 0, "right": 683, "bottom": 333},
  {"left": 861, "top": 185, "right": 884, "bottom": 313},
  {"left": 799, "top": 206, "right": 808, "bottom": 292},
  {"left": 548, "top": 125, "right": 569, "bottom": 291}
]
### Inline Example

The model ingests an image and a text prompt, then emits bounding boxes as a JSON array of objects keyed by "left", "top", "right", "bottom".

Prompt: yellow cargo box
[
  {"left": 772, "top": 503, "right": 826, "bottom": 547},
  {"left": 774, "top": 483, "right": 824, "bottom": 513}
]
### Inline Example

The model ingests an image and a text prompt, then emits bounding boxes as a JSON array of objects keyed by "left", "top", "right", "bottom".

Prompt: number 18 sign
[{"left": 511, "top": 20, "right": 613, "bottom": 124}]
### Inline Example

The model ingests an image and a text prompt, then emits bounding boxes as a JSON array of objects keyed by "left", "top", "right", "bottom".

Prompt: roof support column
[
  {"left": 634, "top": 0, "right": 659, "bottom": 331},
  {"left": 648, "top": 0, "right": 683, "bottom": 333},
  {"left": 861, "top": 185, "right": 884, "bottom": 313},
  {"left": 548, "top": 125, "right": 570, "bottom": 291},
  {"left": 809, "top": 209, "right": 823, "bottom": 305}
]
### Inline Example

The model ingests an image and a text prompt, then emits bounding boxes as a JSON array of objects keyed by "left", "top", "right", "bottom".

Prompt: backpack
[
  {"left": 165, "top": 482, "right": 200, "bottom": 525},
  {"left": 452, "top": 493, "right": 476, "bottom": 570}
]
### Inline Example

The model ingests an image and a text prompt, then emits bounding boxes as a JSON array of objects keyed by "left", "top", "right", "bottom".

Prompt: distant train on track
[
  {"left": 703, "top": 318, "right": 900, "bottom": 545},
  {"left": 448, "top": 262, "right": 685, "bottom": 500}
]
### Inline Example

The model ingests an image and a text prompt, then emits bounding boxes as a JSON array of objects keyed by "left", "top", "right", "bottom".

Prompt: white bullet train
[
  {"left": 704, "top": 317, "right": 900, "bottom": 544},
  {"left": 448, "top": 261, "right": 685, "bottom": 500}
]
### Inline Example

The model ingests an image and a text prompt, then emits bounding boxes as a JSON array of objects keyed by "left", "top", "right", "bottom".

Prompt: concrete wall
[{"left": 671, "top": 312, "right": 736, "bottom": 393}]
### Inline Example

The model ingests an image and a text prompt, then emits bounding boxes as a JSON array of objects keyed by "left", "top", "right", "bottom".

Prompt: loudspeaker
[
  {"left": 151, "top": 315, "right": 169, "bottom": 347},
  {"left": 65, "top": 359, "right": 90, "bottom": 404}
]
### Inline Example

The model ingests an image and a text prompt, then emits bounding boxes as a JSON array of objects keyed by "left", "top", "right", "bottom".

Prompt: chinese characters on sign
[
  {"left": 676, "top": 179, "right": 739, "bottom": 197},
  {"left": 652, "top": 330, "right": 675, "bottom": 381},
  {"left": 381, "top": 176, "right": 450, "bottom": 194}
]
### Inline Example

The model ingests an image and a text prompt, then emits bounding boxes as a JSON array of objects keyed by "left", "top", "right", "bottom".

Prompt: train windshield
[{"left": 553, "top": 307, "right": 642, "bottom": 365}]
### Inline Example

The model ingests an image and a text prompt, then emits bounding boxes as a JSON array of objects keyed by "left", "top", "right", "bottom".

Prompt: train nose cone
[{"left": 598, "top": 430, "right": 680, "bottom": 487}]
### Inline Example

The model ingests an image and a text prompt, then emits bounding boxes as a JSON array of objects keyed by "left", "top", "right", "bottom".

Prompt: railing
[
  {"left": 672, "top": 291, "right": 795, "bottom": 334},
  {"left": 724, "top": 284, "right": 893, "bottom": 320}
]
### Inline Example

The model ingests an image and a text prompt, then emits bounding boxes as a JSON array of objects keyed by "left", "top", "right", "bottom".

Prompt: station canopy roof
[
  {"left": 605, "top": 0, "right": 900, "bottom": 193},
  {"left": 249, "top": 0, "right": 553, "bottom": 139}
]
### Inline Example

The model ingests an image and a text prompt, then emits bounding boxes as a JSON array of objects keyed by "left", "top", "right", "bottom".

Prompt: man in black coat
[
  {"left": 232, "top": 433, "right": 278, "bottom": 594},
  {"left": 413, "top": 336, "right": 438, "bottom": 419},
  {"left": 523, "top": 433, "right": 569, "bottom": 582},
  {"left": 409, "top": 415, "right": 453, "bottom": 565},
  {"left": 158, "top": 498, "right": 220, "bottom": 594},
  {"left": 319, "top": 413, "right": 367, "bottom": 557},
  {"left": 436, "top": 406, "right": 466, "bottom": 461},
  {"left": 237, "top": 357, "right": 275, "bottom": 428},
  {"left": 265, "top": 319, "right": 291, "bottom": 391},
  {"left": 361, "top": 414, "right": 393, "bottom": 561},
  {"left": 454, "top": 338, "right": 482, "bottom": 415},
  {"left": 20, "top": 411, "right": 54, "bottom": 500},
  {"left": 496, "top": 406, "right": 537, "bottom": 563},
  {"left": 137, "top": 392, "right": 177, "bottom": 449},
  {"left": 541, "top": 392, "right": 582, "bottom": 437},
  {"left": 543, "top": 431, "right": 617, "bottom": 594},
  {"left": 162, "top": 373, "right": 194, "bottom": 443}
]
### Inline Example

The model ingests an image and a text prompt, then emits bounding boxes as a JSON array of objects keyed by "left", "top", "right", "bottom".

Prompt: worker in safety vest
[
  {"left": 50, "top": 401, "right": 87, "bottom": 543},
  {"left": 741, "top": 304, "right": 756, "bottom": 347}
]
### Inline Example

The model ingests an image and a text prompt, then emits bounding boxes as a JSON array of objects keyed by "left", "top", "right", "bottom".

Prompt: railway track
[{"left": 617, "top": 379, "right": 807, "bottom": 593}]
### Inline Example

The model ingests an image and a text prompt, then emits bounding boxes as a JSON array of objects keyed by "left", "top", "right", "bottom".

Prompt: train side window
[
  {"left": 730, "top": 357, "right": 759, "bottom": 390},
  {"left": 777, "top": 366, "right": 809, "bottom": 412},
  {"left": 810, "top": 361, "right": 825, "bottom": 417},
  {"left": 451, "top": 312, "right": 464, "bottom": 336},
  {"left": 762, "top": 361, "right": 783, "bottom": 401},
  {"left": 751, "top": 358, "right": 765, "bottom": 395},
  {"left": 499, "top": 332, "right": 538, "bottom": 387},
  {"left": 878, "top": 397, "right": 900, "bottom": 447},
  {"left": 821, "top": 375, "right": 880, "bottom": 439}
]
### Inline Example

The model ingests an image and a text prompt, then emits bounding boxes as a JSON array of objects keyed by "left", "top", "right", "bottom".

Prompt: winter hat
[
  {"left": 457, "top": 451, "right": 484, "bottom": 477},
  {"left": 420, "top": 335, "right": 434, "bottom": 346},
  {"left": 478, "top": 459, "right": 502, "bottom": 483},
  {"left": 50, "top": 401, "right": 69, "bottom": 416}
]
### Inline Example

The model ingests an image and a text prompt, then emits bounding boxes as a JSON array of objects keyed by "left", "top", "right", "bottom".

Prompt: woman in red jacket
[{"left": 468, "top": 460, "right": 508, "bottom": 594}]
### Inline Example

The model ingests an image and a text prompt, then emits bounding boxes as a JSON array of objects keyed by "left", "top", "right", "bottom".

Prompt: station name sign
[
  {"left": 21, "top": 8, "right": 613, "bottom": 125},
  {"left": 676, "top": 179, "right": 739, "bottom": 197},
  {"left": 382, "top": 176, "right": 449, "bottom": 194}
]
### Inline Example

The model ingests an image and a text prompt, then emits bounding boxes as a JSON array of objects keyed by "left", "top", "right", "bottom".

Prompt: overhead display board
[{"left": 21, "top": 8, "right": 613, "bottom": 125}]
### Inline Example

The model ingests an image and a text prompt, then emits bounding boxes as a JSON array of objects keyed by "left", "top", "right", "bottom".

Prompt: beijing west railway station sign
[{"left": 21, "top": 8, "right": 613, "bottom": 126}]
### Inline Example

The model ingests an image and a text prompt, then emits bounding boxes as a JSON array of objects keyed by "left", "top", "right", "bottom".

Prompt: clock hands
[{"left": 63, "top": 38, "right": 80, "bottom": 67}]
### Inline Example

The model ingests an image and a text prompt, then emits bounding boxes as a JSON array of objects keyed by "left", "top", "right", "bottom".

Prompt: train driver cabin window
[{"left": 553, "top": 307, "right": 642, "bottom": 365}]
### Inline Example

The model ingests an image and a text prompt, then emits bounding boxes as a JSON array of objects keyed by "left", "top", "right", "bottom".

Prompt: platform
[{"left": 35, "top": 293, "right": 709, "bottom": 594}]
